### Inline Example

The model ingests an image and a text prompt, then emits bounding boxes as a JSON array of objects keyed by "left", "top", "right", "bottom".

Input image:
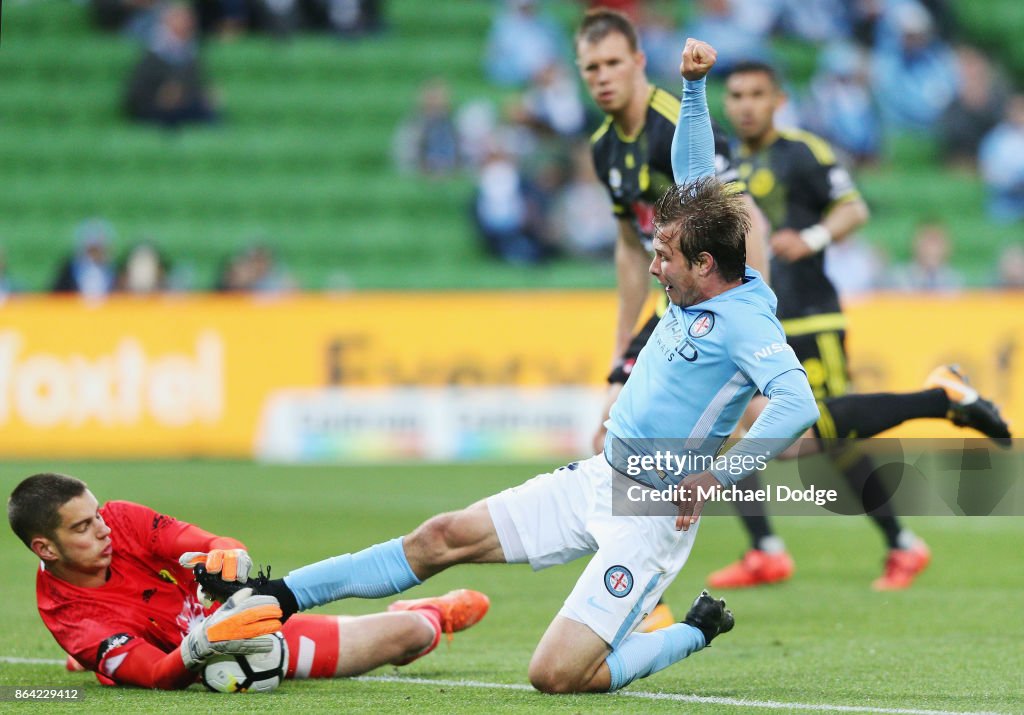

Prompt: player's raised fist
[
  {"left": 680, "top": 38, "right": 717, "bottom": 81},
  {"left": 180, "top": 548, "right": 253, "bottom": 583}
]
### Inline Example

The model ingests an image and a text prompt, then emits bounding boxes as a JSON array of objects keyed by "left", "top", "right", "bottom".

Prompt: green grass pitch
[{"left": 1, "top": 460, "right": 1021, "bottom": 714}]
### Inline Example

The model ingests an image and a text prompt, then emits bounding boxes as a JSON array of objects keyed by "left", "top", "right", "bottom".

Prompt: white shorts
[{"left": 486, "top": 455, "right": 699, "bottom": 649}]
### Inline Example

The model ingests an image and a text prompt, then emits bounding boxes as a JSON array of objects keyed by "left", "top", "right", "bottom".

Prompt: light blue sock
[
  {"left": 605, "top": 623, "right": 705, "bottom": 692},
  {"left": 283, "top": 537, "right": 421, "bottom": 610}
]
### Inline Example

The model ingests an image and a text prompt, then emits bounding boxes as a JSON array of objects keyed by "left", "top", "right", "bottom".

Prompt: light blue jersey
[
  {"left": 604, "top": 266, "right": 807, "bottom": 486},
  {"left": 602, "top": 75, "right": 818, "bottom": 490}
]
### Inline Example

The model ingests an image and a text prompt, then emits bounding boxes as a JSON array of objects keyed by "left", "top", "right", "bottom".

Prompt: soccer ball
[{"left": 201, "top": 632, "right": 288, "bottom": 693}]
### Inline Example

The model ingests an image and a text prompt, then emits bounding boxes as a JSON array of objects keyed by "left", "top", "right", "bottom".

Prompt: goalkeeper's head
[{"left": 8, "top": 474, "right": 112, "bottom": 581}]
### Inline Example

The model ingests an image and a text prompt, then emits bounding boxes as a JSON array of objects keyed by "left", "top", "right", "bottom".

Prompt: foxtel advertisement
[{"left": 0, "top": 293, "right": 1020, "bottom": 460}]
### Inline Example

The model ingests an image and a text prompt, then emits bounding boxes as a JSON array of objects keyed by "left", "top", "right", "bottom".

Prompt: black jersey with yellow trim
[
  {"left": 591, "top": 86, "right": 739, "bottom": 253},
  {"left": 734, "top": 128, "right": 861, "bottom": 322}
]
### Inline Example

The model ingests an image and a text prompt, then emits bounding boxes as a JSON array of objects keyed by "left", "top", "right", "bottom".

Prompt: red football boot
[{"left": 707, "top": 549, "right": 795, "bottom": 589}]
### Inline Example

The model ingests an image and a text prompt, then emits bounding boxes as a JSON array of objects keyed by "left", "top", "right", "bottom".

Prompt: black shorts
[
  {"left": 787, "top": 329, "right": 849, "bottom": 400},
  {"left": 607, "top": 314, "right": 659, "bottom": 385}
]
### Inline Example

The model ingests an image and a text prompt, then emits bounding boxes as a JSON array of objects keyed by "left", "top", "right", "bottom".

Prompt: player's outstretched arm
[{"left": 671, "top": 38, "right": 718, "bottom": 184}]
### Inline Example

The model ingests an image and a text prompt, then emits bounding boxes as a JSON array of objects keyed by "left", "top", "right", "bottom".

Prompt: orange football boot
[
  {"left": 872, "top": 540, "right": 931, "bottom": 591},
  {"left": 707, "top": 549, "right": 795, "bottom": 589},
  {"left": 389, "top": 589, "right": 490, "bottom": 637}
]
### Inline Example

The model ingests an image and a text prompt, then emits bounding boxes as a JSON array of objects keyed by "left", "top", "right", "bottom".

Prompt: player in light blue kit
[{"left": 199, "top": 39, "right": 819, "bottom": 695}]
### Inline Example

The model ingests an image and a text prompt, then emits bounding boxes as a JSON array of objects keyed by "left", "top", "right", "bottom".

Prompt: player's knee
[
  {"left": 528, "top": 659, "right": 585, "bottom": 694},
  {"left": 528, "top": 670, "right": 581, "bottom": 695}
]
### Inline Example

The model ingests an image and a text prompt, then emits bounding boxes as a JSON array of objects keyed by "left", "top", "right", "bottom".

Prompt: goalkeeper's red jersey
[{"left": 35, "top": 501, "right": 224, "bottom": 682}]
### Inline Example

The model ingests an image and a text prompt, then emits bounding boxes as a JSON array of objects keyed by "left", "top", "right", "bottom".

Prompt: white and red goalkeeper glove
[{"left": 180, "top": 587, "right": 282, "bottom": 670}]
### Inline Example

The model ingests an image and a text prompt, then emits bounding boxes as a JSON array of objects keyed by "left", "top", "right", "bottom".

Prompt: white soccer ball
[{"left": 201, "top": 632, "right": 288, "bottom": 693}]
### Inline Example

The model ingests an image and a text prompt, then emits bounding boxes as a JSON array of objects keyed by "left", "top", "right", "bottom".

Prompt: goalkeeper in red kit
[{"left": 8, "top": 473, "right": 489, "bottom": 689}]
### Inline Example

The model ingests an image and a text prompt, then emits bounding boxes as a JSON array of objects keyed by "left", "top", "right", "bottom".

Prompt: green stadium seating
[{"left": 0, "top": 0, "right": 1009, "bottom": 291}]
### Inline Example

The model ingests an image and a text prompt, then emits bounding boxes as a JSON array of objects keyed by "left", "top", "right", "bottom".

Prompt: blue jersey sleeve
[
  {"left": 671, "top": 77, "right": 717, "bottom": 184},
  {"left": 710, "top": 369, "right": 819, "bottom": 486},
  {"left": 725, "top": 307, "right": 806, "bottom": 393}
]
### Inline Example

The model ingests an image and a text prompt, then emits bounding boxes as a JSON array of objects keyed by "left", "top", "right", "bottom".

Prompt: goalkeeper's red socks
[{"left": 390, "top": 606, "right": 443, "bottom": 666}]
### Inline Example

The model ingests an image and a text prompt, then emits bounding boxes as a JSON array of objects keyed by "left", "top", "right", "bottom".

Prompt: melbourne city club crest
[
  {"left": 688, "top": 311, "right": 715, "bottom": 338},
  {"left": 604, "top": 566, "right": 634, "bottom": 598}
]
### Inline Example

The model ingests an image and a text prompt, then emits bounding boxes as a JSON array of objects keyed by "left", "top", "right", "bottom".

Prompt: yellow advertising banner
[
  {"left": 0, "top": 292, "right": 1020, "bottom": 457},
  {"left": 844, "top": 293, "right": 1023, "bottom": 438},
  {"left": 0, "top": 293, "right": 615, "bottom": 457}
]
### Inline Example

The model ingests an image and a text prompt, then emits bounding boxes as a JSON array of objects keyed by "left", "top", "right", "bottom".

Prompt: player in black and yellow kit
[{"left": 713, "top": 60, "right": 917, "bottom": 590}]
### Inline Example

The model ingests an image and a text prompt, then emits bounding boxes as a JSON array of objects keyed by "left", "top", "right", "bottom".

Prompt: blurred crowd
[
  {"left": 104, "top": 0, "right": 385, "bottom": 128},
  {"left": 0, "top": 218, "right": 295, "bottom": 302},
  {"left": 390, "top": 0, "right": 1024, "bottom": 293},
  {"left": 4, "top": 0, "right": 1021, "bottom": 300}
]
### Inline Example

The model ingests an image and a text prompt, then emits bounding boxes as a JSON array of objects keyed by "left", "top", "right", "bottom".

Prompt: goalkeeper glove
[
  {"left": 180, "top": 549, "right": 253, "bottom": 583},
  {"left": 179, "top": 587, "right": 283, "bottom": 670}
]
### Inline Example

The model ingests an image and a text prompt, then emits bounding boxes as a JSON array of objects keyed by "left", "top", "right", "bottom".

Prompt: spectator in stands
[
  {"left": 194, "top": 0, "right": 250, "bottom": 39},
  {"left": 824, "top": 236, "right": 888, "bottom": 299},
  {"left": 116, "top": 242, "right": 171, "bottom": 294},
  {"left": 728, "top": 0, "right": 782, "bottom": 37},
  {"left": 123, "top": 3, "right": 219, "bottom": 129},
  {"left": 802, "top": 42, "right": 881, "bottom": 166},
  {"left": 453, "top": 100, "right": 500, "bottom": 170},
  {"left": 522, "top": 61, "right": 586, "bottom": 138},
  {"left": 776, "top": 0, "right": 850, "bottom": 43},
  {"left": 634, "top": 7, "right": 685, "bottom": 85},
  {"left": 484, "top": 0, "right": 565, "bottom": 87},
  {"left": 995, "top": 243, "right": 1024, "bottom": 289},
  {"left": 686, "top": 0, "right": 769, "bottom": 73},
  {"left": 471, "top": 144, "right": 552, "bottom": 265},
  {"left": 244, "top": 0, "right": 303, "bottom": 37},
  {"left": 393, "top": 78, "right": 461, "bottom": 176},
  {"left": 303, "top": 0, "right": 384, "bottom": 36},
  {"left": 217, "top": 244, "right": 295, "bottom": 293},
  {"left": 871, "top": 1, "right": 958, "bottom": 132},
  {"left": 52, "top": 218, "right": 117, "bottom": 298},
  {"left": 868, "top": 0, "right": 956, "bottom": 50},
  {"left": 887, "top": 220, "right": 964, "bottom": 292},
  {"left": 978, "top": 95, "right": 1024, "bottom": 223},
  {"left": 90, "top": 0, "right": 162, "bottom": 39},
  {"left": 550, "top": 141, "right": 617, "bottom": 258},
  {"left": 938, "top": 46, "right": 1008, "bottom": 170}
]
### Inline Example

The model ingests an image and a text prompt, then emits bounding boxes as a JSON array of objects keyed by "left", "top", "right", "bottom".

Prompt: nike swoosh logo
[{"left": 587, "top": 596, "right": 613, "bottom": 615}]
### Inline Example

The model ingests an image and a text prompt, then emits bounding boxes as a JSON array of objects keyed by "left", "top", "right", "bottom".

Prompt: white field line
[
  {"left": 0, "top": 656, "right": 1004, "bottom": 715},
  {"left": 356, "top": 675, "right": 1006, "bottom": 715}
]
